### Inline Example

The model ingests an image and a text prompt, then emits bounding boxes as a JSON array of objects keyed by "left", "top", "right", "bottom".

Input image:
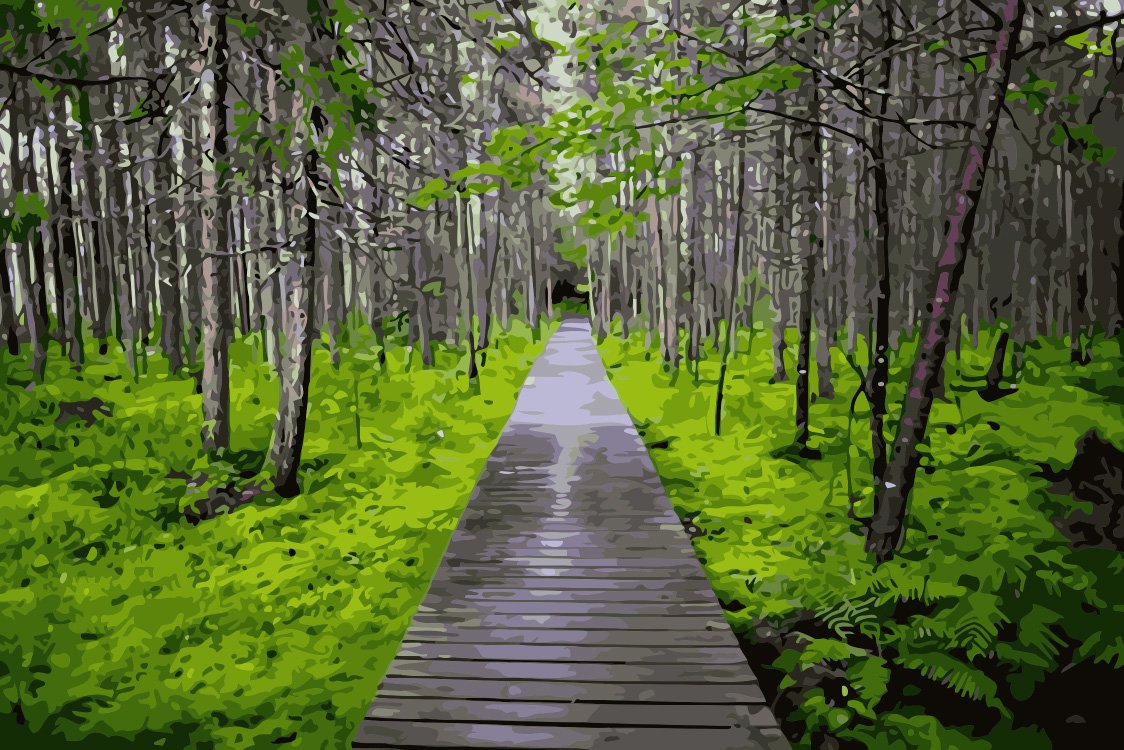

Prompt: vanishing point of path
[{"left": 354, "top": 318, "right": 788, "bottom": 749}]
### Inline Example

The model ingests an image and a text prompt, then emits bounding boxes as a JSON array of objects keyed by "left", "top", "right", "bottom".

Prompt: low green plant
[
  {"left": 0, "top": 320, "right": 548, "bottom": 748},
  {"left": 600, "top": 323, "right": 1123, "bottom": 749}
]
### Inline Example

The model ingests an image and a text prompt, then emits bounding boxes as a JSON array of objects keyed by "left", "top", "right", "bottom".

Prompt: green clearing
[
  {"left": 0, "top": 322, "right": 548, "bottom": 748},
  {"left": 600, "top": 325, "right": 1124, "bottom": 749}
]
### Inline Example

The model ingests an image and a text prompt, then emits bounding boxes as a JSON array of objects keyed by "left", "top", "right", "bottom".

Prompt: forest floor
[
  {"left": 2, "top": 319, "right": 1120, "bottom": 749},
  {"left": 0, "top": 321, "right": 548, "bottom": 748},
  {"left": 600, "top": 326, "right": 1124, "bottom": 749}
]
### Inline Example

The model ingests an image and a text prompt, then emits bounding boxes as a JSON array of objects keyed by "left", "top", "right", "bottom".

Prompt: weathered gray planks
[
  {"left": 354, "top": 721, "right": 786, "bottom": 750},
  {"left": 402, "top": 627, "right": 738, "bottom": 647},
  {"left": 374, "top": 677, "right": 767, "bottom": 704},
  {"left": 354, "top": 319, "right": 787, "bottom": 749}
]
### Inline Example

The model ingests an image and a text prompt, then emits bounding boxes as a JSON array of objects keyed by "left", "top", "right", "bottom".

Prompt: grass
[
  {"left": 599, "top": 322, "right": 1124, "bottom": 749},
  {"left": 0, "top": 320, "right": 549, "bottom": 748}
]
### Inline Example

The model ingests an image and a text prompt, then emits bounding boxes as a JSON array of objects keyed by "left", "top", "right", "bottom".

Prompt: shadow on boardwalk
[{"left": 354, "top": 318, "right": 788, "bottom": 749}]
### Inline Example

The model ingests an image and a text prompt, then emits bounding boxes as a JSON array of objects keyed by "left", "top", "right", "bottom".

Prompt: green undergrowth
[
  {"left": 0, "top": 320, "right": 549, "bottom": 748},
  {"left": 600, "top": 322, "right": 1124, "bottom": 749}
]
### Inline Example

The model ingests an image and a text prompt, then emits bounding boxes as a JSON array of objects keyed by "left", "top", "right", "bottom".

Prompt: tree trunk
[
  {"left": 0, "top": 248, "right": 17, "bottom": 355},
  {"left": 235, "top": 203, "right": 254, "bottom": 337},
  {"left": 665, "top": 168, "right": 682, "bottom": 367},
  {"left": 24, "top": 230, "right": 50, "bottom": 380},
  {"left": 771, "top": 316, "right": 788, "bottom": 382},
  {"left": 1114, "top": 180, "right": 1124, "bottom": 337},
  {"left": 715, "top": 146, "right": 747, "bottom": 436},
  {"left": 412, "top": 244, "right": 434, "bottom": 367},
  {"left": 56, "top": 146, "right": 83, "bottom": 370},
  {"left": 44, "top": 150, "right": 67, "bottom": 349},
  {"left": 792, "top": 50, "right": 827, "bottom": 453},
  {"left": 816, "top": 320, "right": 834, "bottom": 399},
  {"left": 154, "top": 126, "right": 185, "bottom": 372},
  {"left": 84, "top": 152, "right": 113, "bottom": 355},
  {"left": 320, "top": 228, "right": 343, "bottom": 369},
  {"left": 478, "top": 193, "right": 502, "bottom": 349},
  {"left": 526, "top": 191, "right": 539, "bottom": 327},
  {"left": 13, "top": 86, "right": 50, "bottom": 379},
  {"left": 107, "top": 147, "right": 137, "bottom": 372},
  {"left": 457, "top": 198, "right": 479, "bottom": 380},
  {"left": 200, "top": 8, "right": 233, "bottom": 452},
  {"left": 271, "top": 151, "right": 319, "bottom": 498},
  {"left": 984, "top": 330, "right": 1010, "bottom": 393},
  {"left": 794, "top": 266, "right": 815, "bottom": 452},
  {"left": 866, "top": 0, "right": 1026, "bottom": 562},
  {"left": 867, "top": 0, "right": 894, "bottom": 488}
]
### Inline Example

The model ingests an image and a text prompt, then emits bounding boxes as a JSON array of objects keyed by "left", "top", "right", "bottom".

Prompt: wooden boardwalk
[{"left": 354, "top": 319, "right": 787, "bottom": 749}]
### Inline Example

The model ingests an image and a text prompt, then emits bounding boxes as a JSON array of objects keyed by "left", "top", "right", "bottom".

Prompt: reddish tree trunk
[{"left": 866, "top": 0, "right": 1026, "bottom": 562}]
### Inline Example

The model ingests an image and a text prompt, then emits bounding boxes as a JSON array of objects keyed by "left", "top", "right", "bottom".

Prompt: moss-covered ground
[
  {"left": 0, "top": 321, "right": 548, "bottom": 748},
  {"left": 600, "top": 325, "right": 1123, "bottom": 749}
]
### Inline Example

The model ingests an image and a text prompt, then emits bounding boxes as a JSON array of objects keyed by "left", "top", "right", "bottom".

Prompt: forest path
[{"left": 354, "top": 318, "right": 787, "bottom": 750}]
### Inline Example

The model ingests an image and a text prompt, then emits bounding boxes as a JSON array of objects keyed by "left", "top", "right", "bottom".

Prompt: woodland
[{"left": 1, "top": 0, "right": 1122, "bottom": 748}]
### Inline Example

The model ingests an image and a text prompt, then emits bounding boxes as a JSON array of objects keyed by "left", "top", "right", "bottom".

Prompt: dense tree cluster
[
  {"left": 2, "top": 2, "right": 1123, "bottom": 746},
  {"left": 450, "top": 0, "right": 1124, "bottom": 561},
  {"left": 1, "top": 0, "right": 555, "bottom": 495},
  {"left": 2, "top": 0, "right": 1122, "bottom": 544}
]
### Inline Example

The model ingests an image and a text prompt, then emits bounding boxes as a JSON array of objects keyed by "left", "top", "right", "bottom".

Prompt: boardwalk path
[{"left": 354, "top": 319, "right": 787, "bottom": 749}]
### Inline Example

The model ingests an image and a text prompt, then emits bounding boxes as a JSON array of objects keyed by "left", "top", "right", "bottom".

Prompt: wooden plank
[
  {"left": 395, "top": 643, "right": 747, "bottom": 664},
  {"left": 367, "top": 698, "right": 748, "bottom": 726},
  {"left": 353, "top": 721, "right": 764, "bottom": 750},
  {"left": 416, "top": 600, "right": 718, "bottom": 616},
  {"left": 373, "top": 677, "right": 766, "bottom": 704},
  {"left": 437, "top": 575, "right": 710, "bottom": 591},
  {"left": 435, "top": 566, "right": 703, "bottom": 579},
  {"left": 461, "top": 505, "right": 682, "bottom": 518},
  {"left": 401, "top": 626, "right": 740, "bottom": 647},
  {"left": 421, "top": 586, "right": 714, "bottom": 603},
  {"left": 455, "top": 530, "right": 690, "bottom": 541},
  {"left": 385, "top": 659, "right": 756, "bottom": 683},
  {"left": 407, "top": 614, "right": 733, "bottom": 630},
  {"left": 445, "top": 555, "right": 700, "bottom": 566},
  {"left": 467, "top": 518, "right": 685, "bottom": 532}
]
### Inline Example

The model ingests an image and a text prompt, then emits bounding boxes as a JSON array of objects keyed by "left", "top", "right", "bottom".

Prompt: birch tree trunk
[
  {"left": 0, "top": 248, "right": 16, "bottom": 355},
  {"left": 199, "top": 6, "right": 233, "bottom": 452},
  {"left": 715, "top": 145, "right": 747, "bottom": 435},
  {"left": 271, "top": 151, "right": 318, "bottom": 497}
]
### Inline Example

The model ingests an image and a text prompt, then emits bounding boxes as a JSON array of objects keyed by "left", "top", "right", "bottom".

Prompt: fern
[
  {"left": 947, "top": 594, "right": 1010, "bottom": 659},
  {"left": 896, "top": 651, "right": 1010, "bottom": 717},
  {"left": 866, "top": 563, "right": 967, "bottom": 607},
  {"left": 1076, "top": 631, "right": 1124, "bottom": 668},
  {"left": 846, "top": 656, "right": 891, "bottom": 710},
  {"left": 1012, "top": 605, "right": 1066, "bottom": 664},
  {"left": 814, "top": 595, "right": 880, "bottom": 639},
  {"left": 796, "top": 636, "right": 866, "bottom": 666}
]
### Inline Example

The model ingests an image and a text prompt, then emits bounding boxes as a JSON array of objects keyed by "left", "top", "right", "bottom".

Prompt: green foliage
[
  {"left": 0, "top": 320, "right": 549, "bottom": 748},
  {"left": 1005, "top": 70, "right": 1056, "bottom": 114},
  {"left": 0, "top": 0, "right": 121, "bottom": 60},
  {"left": 1049, "top": 122, "right": 1116, "bottom": 165},
  {"left": 421, "top": 6, "right": 808, "bottom": 236},
  {"left": 600, "top": 323, "right": 1124, "bottom": 748},
  {"left": 0, "top": 192, "right": 48, "bottom": 243}
]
